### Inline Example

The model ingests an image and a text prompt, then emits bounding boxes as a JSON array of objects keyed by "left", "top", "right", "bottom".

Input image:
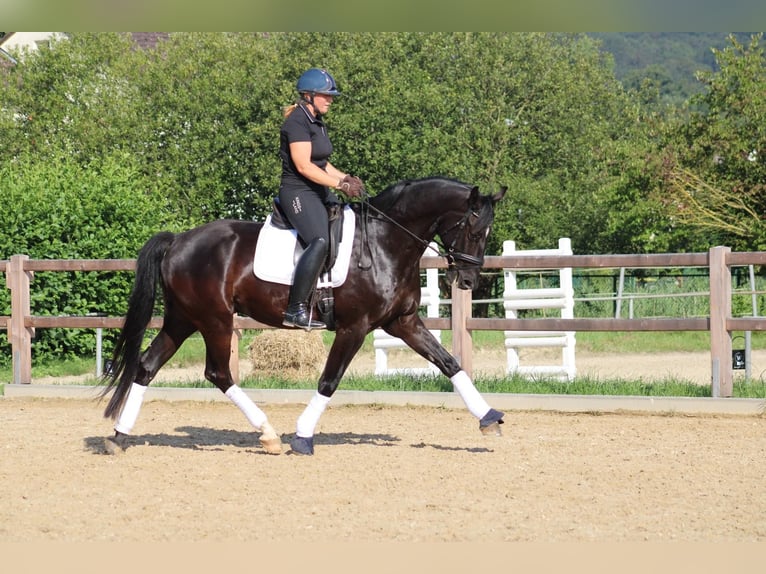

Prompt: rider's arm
[
  {"left": 324, "top": 161, "right": 347, "bottom": 186},
  {"left": 289, "top": 141, "right": 347, "bottom": 190}
]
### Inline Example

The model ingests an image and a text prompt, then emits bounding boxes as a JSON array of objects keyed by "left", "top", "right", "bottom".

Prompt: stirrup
[{"left": 282, "top": 303, "right": 326, "bottom": 331}]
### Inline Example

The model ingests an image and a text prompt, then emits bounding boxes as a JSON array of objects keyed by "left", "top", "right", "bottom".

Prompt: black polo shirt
[{"left": 280, "top": 103, "right": 334, "bottom": 199}]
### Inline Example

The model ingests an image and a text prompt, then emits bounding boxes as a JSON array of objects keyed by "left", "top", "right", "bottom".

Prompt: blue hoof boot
[
  {"left": 290, "top": 435, "right": 314, "bottom": 455},
  {"left": 479, "top": 408, "right": 505, "bottom": 436}
]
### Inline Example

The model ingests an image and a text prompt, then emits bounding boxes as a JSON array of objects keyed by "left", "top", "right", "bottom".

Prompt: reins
[{"left": 356, "top": 193, "right": 484, "bottom": 269}]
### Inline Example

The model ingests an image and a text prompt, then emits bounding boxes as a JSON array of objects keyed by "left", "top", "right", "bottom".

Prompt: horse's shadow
[
  {"left": 84, "top": 426, "right": 262, "bottom": 454},
  {"left": 84, "top": 426, "right": 402, "bottom": 455},
  {"left": 411, "top": 442, "right": 494, "bottom": 454},
  {"left": 84, "top": 427, "right": 491, "bottom": 454}
]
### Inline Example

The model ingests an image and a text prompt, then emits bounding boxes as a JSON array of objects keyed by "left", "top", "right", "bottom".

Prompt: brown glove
[{"left": 338, "top": 175, "right": 365, "bottom": 198}]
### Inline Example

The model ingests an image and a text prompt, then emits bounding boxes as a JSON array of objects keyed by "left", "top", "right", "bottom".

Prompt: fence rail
[{"left": 4, "top": 247, "right": 766, "bottom": 397}]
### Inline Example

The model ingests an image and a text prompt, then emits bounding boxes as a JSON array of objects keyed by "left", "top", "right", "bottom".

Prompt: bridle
[{"left": 358, "top": 195, "right": 487, "bottom": 271}]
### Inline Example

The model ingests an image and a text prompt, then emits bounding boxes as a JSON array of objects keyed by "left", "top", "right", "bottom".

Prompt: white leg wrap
[
  {"left": 114, "top": 383, "right": 147, "bottom": 435},
  {"left": 451, "top": 370, "right": 491, "bottom": 419},
  {"left": 226, "top": 385, "right": 268, "bottom": 430},
  {"left": 296, "top": 392, "right": 331, "bottom": 438}
]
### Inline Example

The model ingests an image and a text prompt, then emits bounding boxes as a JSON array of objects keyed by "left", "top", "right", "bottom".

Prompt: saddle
[{"left": 269, "top": 198, "right": 346, "bottom": 329}]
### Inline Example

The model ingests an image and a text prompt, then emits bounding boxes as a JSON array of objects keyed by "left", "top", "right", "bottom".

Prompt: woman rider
[{"left": 279, "top": 67, "right": 365, "bottom": 330}]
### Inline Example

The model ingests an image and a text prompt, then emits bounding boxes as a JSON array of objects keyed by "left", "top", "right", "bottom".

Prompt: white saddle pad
[{"left": 253, "top": 205, "right": 355, "bottom": 288}]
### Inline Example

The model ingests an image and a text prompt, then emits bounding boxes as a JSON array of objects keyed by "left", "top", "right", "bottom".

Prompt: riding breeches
[{"left": 278, "top": 186, "right": 330, "bottom": 247}]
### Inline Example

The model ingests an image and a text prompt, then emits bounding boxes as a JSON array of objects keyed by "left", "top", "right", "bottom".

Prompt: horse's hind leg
[
  {"left": 106, "top": 320, "right": 197, "bottom": 454},
  {"left": 199, "top": 322, "right": 282, "bottom": 455}
]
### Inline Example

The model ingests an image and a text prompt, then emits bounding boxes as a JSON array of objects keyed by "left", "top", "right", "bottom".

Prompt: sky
[{"left": 1, "top": 0, "right": 763, "bottom": 32}]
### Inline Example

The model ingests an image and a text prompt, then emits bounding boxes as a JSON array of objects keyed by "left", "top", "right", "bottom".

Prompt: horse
[{"left": 100, "top": 176, "right": 507, "bottom": 455}]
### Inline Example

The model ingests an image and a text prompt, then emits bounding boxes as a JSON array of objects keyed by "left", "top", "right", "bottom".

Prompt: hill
[{"left": 588, "top": 32, "right": 759, "bottom": 105}]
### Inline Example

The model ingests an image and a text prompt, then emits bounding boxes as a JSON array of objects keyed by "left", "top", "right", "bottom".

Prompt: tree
[
  {"left": 126, "top": 33, "right": 286, "bottom": 221},
  {"left": 2, "top": 32, "right": 659, "bottom": 252},
  {"left": 279, "top": 33, "right": 651, "bottom": 255},
  {"left": 0, "top": 33, "right": 146, "bottom": 163},
  {"left": 662, "top": 34, "right": 766, "bottom": 251}
]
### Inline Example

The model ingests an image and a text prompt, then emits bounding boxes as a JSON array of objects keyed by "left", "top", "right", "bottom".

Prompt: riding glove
[{"left": 338, "top": 175, "right": 365, "bottom": 198}]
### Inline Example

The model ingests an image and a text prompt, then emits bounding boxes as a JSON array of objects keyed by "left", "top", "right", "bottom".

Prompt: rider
[{"left": 279, "top": 67, "right": 365, "bottom": 330}]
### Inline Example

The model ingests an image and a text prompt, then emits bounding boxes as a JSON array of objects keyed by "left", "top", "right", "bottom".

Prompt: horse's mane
[{"left": 370, "top": 176, "right": 471, "bottom": 212}]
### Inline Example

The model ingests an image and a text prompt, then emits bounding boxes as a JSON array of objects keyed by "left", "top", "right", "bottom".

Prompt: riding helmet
[{"left": 296, "top": 68, "right": 341, "bottom": 96}]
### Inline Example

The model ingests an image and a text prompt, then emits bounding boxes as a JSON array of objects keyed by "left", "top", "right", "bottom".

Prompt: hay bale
[{"left": 248, "top": 329, "right": 326, "bottom": 381}]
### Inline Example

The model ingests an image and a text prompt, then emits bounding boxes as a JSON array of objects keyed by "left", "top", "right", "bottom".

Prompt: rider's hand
[{"left": 338, "top": 175, "right": 365, "bottom": 198}]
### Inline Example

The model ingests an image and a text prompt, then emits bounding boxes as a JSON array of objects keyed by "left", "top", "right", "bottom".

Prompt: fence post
[
  {"left": 709, "top": 246, "right": 732, "bottom": 397},
  {"left": 7, "top": 255, "right": 33, "bottom": 384},
  {"left": 451, "top": 282, "right": 472, "bottom": 378}
]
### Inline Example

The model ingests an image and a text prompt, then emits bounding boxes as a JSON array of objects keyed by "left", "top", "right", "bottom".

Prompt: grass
[
  {"left": 147, "top": 372, "right": 764, "bottom": 398},
  {"left": 3, "top": 330, "right": 765, "bottom": 399},
  {"left": 62, "top": 371, "right": 766, "bottom": 399}
]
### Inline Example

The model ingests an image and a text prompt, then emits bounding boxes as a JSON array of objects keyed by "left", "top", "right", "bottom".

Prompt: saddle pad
[{"left": 253, "top": 205, "right": 356, "bottom": 288}]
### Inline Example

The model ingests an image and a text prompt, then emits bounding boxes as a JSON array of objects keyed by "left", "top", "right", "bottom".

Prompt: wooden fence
[{"left": 3, "top": 247, "right": 766, "bottom": 397}]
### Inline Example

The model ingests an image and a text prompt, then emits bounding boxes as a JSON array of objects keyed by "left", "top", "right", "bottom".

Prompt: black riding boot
[{"left": 283, "top": 238, "right": 328, "bottom": 331}]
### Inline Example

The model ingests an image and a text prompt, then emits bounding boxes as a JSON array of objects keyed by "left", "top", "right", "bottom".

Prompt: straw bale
[{"left": 248, "top": 329, "right": 326, "bottom": 380}]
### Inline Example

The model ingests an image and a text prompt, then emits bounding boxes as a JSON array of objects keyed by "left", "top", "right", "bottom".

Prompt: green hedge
[{"left": 0, "top": 153, "right": 181, "bottom": 365}]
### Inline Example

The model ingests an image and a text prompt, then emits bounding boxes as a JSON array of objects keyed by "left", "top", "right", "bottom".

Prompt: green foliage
[
  {"left": 659, "top": 34, "right": 766, "bottom": 251},
  {"left": 0, "top": 32, "right": 682, "bottom": 256},
  {"left": 123, "top": 33, "right": 286, "bottom": 221},
  {"left": 1, "top": 34, "right": 145, "bottom": 163},
  {"left": 3, "top": 32, "right": 765, "bottom": 365},
  {"left": 0, "top": 153, "right": 178, "bottom": 364}
]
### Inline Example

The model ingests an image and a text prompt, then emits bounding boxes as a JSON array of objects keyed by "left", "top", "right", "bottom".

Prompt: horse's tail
[{"left": 101, "top": 231, "right": 176, "bottom": 420}]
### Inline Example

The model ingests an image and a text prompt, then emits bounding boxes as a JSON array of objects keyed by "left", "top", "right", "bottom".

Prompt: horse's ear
[{"left": 492, "top": 186, "right": 507, "bottom": 204}]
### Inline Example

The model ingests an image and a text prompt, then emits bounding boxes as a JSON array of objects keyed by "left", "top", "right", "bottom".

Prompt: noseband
[{"left": 439, "top": 209, "right": 486, "bottom": 269}]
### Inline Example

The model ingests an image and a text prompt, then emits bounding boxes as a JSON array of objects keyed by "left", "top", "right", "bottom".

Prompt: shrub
[{"left": 0, "top": 153, "right": 179, "bottom": 365}]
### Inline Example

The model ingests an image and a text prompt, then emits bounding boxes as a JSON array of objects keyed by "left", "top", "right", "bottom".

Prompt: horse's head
[{"left": 440, "top": 185, "right": 507, "bottom": 290}]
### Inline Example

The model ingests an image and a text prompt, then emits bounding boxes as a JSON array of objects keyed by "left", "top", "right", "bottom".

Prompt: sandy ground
[
  {"left": 0, "top": 396, "right": 765, "bottom": 543},
  {"left": 6, "top": 346, "right": 765, "bottom": 544}
]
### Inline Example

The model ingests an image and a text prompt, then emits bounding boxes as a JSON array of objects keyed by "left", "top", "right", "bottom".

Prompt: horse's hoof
[
  {"left": 104, "top": 435, "right": 128, "bottom": 455},
  {"left": 289, "top": 435, "right": 314, "bottom": 455},
  {"left": 479, "top": 408, "right": 505, "bottom": 437},
  {"left": 260, "top": 434, "right": 283, "bottom": 455}
]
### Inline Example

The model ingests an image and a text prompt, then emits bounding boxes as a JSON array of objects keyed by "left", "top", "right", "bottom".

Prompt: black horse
[{"left": 101, "top": 177, "right": 507, "bottom": 455}]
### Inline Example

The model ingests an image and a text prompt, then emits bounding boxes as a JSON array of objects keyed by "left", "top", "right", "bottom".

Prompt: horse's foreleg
[
  {"left": 384, "top": 315, "right": 505, "bottom": 436},
  {"left": 290, "top": 327, "right": 367, "bottom": 455}
]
